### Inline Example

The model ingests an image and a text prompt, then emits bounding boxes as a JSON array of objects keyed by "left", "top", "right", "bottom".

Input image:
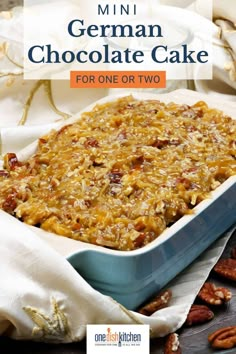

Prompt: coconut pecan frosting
[{"left": 0, "top": 96, "right": 235, "bottom": 250}]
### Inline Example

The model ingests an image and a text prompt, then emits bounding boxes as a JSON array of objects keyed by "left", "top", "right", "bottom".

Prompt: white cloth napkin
[
  {"left": 0, "top": 209, "right": 234, "bottom": 342},
  {"left": 194, "top": 2, "right": 236, "bottom": 99},
  {"left": 0, "top": 3, "right": 235, "bottom": 343},
  {"left": 158, "top": 0, "right": 236, "bottom": 99}
]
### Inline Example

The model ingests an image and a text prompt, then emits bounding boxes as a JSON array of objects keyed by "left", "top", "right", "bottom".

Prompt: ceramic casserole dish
[{"left": 2, "top": 89, "right": 236, "bottom": 310}]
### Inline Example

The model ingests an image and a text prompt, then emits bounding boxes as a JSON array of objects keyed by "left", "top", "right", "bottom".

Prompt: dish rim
[{"left": 9, "top": 89, "right": 236, "bottom": 257}]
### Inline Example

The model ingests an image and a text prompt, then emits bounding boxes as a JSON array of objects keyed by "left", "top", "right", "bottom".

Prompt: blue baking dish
[
  {"left": 67, "top": 176, "right": 236, "bottom": 310},
  {"left": 16, "top": 90, "right": 236, "bottom": 310}
]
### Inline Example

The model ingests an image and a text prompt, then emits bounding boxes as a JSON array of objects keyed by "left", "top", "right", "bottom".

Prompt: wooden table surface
[{"left": 0, "top": 228, "right": 235, "bottom": 354}]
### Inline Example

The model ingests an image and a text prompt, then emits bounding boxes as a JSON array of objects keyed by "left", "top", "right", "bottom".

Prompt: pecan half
[
  {"left": 138, "top": 289, "right": 172, "bottom": 316},
  {"left": 185, "top": 304, "right": 214, "bottom": 326},
  {"left": 164, "top": 333, "right": 181, "bottom": 354},
  {"left": 231, "top": 247, "right": 236, "bottom": 260},
  {"left": 208, "top": 326, "right": 236, "bottom": 349},
  {"left": 197, "top": 282, "right": 232, "bottom": 305},
  {"left": 214, "top": 258, "right": 236, "bottom": 281}
]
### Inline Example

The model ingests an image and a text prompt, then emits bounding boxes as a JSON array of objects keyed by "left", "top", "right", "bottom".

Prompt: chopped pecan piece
[
  {"left": 187, "top": 125, "right": 197, "bottom": 132},
  {"left": 181, "top": 108, "right": 197, "bottom": 119},
  {"left": 108, "top": 169, "right": 123, "bottom": 184},
  {"left": 208, "top": 326, "right": 236, "bottom": 349},
  {"left": 152, "top": 138, "right": 180, "bottom": 149},
  {"left": 197, "top": 282, "right": 232, "bottom": 305},
  {"left": 84, "top": 137, "right": 99, "bottom": 148},
  {"left": 92, "top": 160, "right": 104, "bottom": 167},
  {"left": 117, "top": 130, "right": 127, "bottom": 141},
  {"left": 148, "top": 109, "right": 158, "bottom": 114},
  {"left": 164, "top": 333, "right": 181, "bottom": 354},
  {"left": 4, "top": 153, "right": 21, "bottom": 170},
  {"left": 183, "top": 167, "right": 198, "bottom": 174},
  {"left": 214, "top": 259, "right": 236, "bottom": 281},
  {"left": 126, "top": 103, "right": 136, "bottom": 109},
  {"left": 185, "top": 304, "right": 214, "bottom": 326},
  {"left": 151, "top": 138, "right": 169, "bottom": 149},
  {"left": 175, "top": 177, "right": 192, "bottom": 190},
  {"left": 38, "top": 138, "right": 47, "bottom": 145},
  {"left": 138, "top": 289, "right": 172, "bottom": 316},
  {"left": 131, "top": 156, "right": 144, "bottom": 170},
  {"left": 133, "top": 232, "right": 146, "bottom": 248},
  {"left": 0, "top": 170, "right": 9, "bottom": 177},
  {"left": 179, "top": 104, "right": 191, "bottom": 111},
  {"left": 229, "top": 139, "right": 236, "bottom": 149},
  {"left": 56, "top": 124, "right": 73, "bottom": 137},
  {"left": 2, "top": 192, "right": 17, "bottom": 214}
]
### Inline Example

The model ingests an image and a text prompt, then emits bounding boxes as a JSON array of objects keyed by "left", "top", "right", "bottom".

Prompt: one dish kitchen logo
[
  {"left": 95, "top": 327, "right": 141, "bottom": 347},
  {"left": 87, "top": 324, "right": 150, "bottom": 353}
]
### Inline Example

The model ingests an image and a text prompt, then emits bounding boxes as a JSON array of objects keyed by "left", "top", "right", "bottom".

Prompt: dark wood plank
[{"left": 151, "top": 228, "right": 236, "bottom": 353}]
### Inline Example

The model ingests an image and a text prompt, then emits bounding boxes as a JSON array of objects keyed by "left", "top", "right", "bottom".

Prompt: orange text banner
[{"left": 70, "top": 71, "right": 166, "bottom": 88}]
